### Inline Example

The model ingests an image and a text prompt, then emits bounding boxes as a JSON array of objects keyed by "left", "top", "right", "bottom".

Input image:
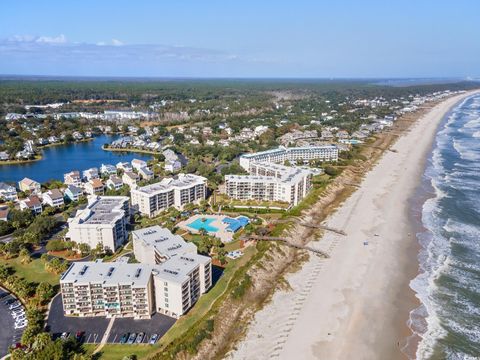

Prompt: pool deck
[{"left": 178, "top": 214, "right": 237, "bottom": 242}]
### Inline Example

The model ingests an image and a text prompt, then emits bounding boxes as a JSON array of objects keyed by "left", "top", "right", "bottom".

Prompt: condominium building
[
  {"left": 239, "top": 145, "right": 338, "bottom": 170},
  {"left": 132, "top": 225, "right": 197, "bottom": 265},
  {"left": 61, "top": 225, "right": 212, "bottom": 319},
  {"left": 131, "top": 174, "right": 207, "bottom": 218},
  {"left": 132, "top": 225, "right": 211, "bottom": 318},
  {"left": 60, "top": 261, "right": 154, "bottom": 319},
  {"left": 66, "top": 196, "right": 130, "bottom": 252},
  {"left": 152, "top": 253, "right": 212, "bottom": 318},
  {"left": 225, "top": 162, "right": 312, "bottom": 206}
]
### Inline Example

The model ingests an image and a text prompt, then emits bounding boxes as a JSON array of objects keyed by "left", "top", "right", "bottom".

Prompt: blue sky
[{"left": 1, "top": 0, "right": 479, "bottom": 78}]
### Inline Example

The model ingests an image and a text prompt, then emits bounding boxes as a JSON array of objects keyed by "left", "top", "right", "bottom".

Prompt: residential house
[
  {"left": 122, "top": 172, "right": 139, "bottom": 188},
  {"left": 64, "top": 171, "right": 82, "bottom": 186},
  {"left": 82, "top": 168, "right": 99, "bottom": 181},
  {"left": 20, "top": 195, "right": 43, "bottom": 214},
  {"left": 116, "top": 162, "right": 133, "bottom": 172},
  {"left": 43, "top": 189, "right": 65, "bottom": 208},
  {"left": 100, "top": 164, "right": 117, "bottom": 176},
  {"left": 85, "top": 179, "right": 104, "bottom": 196},
  {"left": 131, "top": 159, "right": 147, "bottom": 171},
  {"left": 18, "top": 177, "right": 41, "bottom": 194},
  {"left": 138, "top": 167, "right": 154, "bottom": 181},
  {"left": 0, "top": 182, "right": 18, "bottom": 202},
  {"left": 165, "top": 160, "right": 182, "bottom": 173},
  {"left": 0, "top": 151, "right": 9, "bottom": 161},
  {"left": 106, "top": 175, "right": 123, "bottom": 191},
  {"left": 64, "top": 185, "right": 83, "bottom": 202}
]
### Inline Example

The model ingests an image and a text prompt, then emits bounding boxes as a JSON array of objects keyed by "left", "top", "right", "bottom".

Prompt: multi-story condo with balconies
[
  {"left": 66, "top": 196, "right": 130, "bottom": 252},
  {"left": 60, "top": 261, "right": 154, "bottom": 319},
  {"left": 130, "top": 174, "right": 207, "bottom": 218},
  {"left": 152, "top": 253, "right": 212, "bottom": 318},
  {"left": 239, "top": 145, "right": 338, "bottom": 170},
  {"left": 61, "top": 225, "right": 212, "bottom": 320},
  {"left": 225, "top": 162, "right": 312, "bottom": 206}
]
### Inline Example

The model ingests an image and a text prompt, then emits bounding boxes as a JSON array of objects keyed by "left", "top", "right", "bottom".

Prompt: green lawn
[
  {"left": 4, "top": 257, "right": 59, "bottom": 286},
  {"left": 83, "top": 344, "right": 154, "bottom": 360}
]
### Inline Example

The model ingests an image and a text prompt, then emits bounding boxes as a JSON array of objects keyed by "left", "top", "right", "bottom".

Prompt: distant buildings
[
  {"left": 239, "top": 145, "right": 338, "bottom": 170},
  {"left": 82, "top": 168, "right": 99, "bottom": 181},
  {"left": 100, "top": 164, "right": 117, "bottom": 176},
  {"left": 66, "top": 196, "right": 130, "bottom": 252},
  {"left": 131, "top": 174, "right": 207, "bottom": 218},
  {"left": 131, "top": 159, "right": 147, "bottom": 172},
  {"left": 106, "top": 175, "right": 123, "bottom": 191}
]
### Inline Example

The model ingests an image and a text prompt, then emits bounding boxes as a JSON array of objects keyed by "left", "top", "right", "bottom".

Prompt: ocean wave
[{"left": 410, "top": 95, "right": 480, "bottom": 359}]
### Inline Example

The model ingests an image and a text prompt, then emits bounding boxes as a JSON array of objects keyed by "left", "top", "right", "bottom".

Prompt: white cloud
[
  {"left": 111, "top": 39, "right": 123, "bottom": 46},
  {"left": 35, "top": 34, "right": 67, "bottom": 44}
]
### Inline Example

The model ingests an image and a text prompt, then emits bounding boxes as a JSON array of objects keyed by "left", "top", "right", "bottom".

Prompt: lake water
[{"left": 0, "top": 135, "right": 151, "bottom": 183}]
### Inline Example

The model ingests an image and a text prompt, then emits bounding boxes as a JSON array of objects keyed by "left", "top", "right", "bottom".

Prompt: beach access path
[{"left": 228, "top": 91, "right": 480, "bottom": 360}]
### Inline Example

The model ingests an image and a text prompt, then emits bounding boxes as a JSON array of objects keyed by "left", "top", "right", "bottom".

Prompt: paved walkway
[{"left": 94, "top": 317, "right": 116, "bottom": 354}]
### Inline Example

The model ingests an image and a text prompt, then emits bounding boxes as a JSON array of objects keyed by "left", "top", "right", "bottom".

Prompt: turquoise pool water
[{"left": 187, "top": 218, "right": 219, "bottom": 232}]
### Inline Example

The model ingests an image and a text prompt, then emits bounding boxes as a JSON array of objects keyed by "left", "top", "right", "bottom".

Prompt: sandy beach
[{"left": 228, "top": 91, "right": 478, "bottom": 360}]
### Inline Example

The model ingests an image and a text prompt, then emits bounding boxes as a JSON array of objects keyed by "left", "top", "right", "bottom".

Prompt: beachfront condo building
[
  {"left": 132, "top": 225, "right": 212, "bottom": 318},
  {"left": 60, "top": 225, "right": 212, "bottom": 319},
  {"left": 225, "top": 162, "right": 312, "bottom": 206},
  {"left": 66, "top": 196, "right": 130, "bottom": 252},
  {"left": 130, "top": 174, "right": 207, "bottom": 218},
  {"left": 60, "top": 261, "right": 155, "bottom": 319},
  {"left": 132, "top": 225, "right": 197, "bottom": 264},
  {"left": 239, "top": 145, "right": 338, "bottom": 170}
]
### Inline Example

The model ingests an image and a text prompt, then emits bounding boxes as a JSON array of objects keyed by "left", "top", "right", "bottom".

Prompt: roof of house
[
  {"left": 46, "top": 188, "right": 63, "bottom": 200},
  {"left": 24, "top": 195, "right": 41, "bottom": 207},
  {"left": 89, "top": 178, "right": 104, "bottom": 188}
]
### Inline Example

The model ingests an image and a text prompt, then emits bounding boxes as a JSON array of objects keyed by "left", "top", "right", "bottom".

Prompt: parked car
[
  {"left": 135, "top": 332, "right": 144, "bottom": 344},
  {"left": 119, "top": 333, "right": 129, "bottom": 344},
  {"left": 149, "top": 334, "right": 158, "bottom": 345},
  {"left": 4, "top": 298, "right": 16, "bottom": 305},
  {"left": 11, "top": 309, "right": 24, "bottom": 316},
  {"left": 75, "top": 331, "right": 84, "bottom": 342},
  {"left": 12, "top": 313, "right": 25, "bottom": 320},
  {"left": 127, "top": 333, "right": 137, "bottom": 344},
  {"left": 60, "top": 332, "right": 70, "bottom": 340}
]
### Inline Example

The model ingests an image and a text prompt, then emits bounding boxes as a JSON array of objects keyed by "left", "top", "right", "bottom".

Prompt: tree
[
  {"left": 78, "top": 243, "right": 90, "bottom": 257},
  {"left": 36, "top": 282, "right": 54, "bottom": 303},
  {"left": 19, "top": 248, "right": 32, "bottom": 264}
]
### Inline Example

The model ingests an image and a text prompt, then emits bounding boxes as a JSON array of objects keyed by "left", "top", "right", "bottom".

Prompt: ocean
[{"left": 408, "top": 94, "right": 480, "bottom": 359}]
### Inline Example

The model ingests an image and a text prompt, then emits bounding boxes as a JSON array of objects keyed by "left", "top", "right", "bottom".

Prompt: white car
[
  {"left": 12, "top": 312, "right": 25, "bottom": 319},
  {"left": 9, "top": 302, "right": 21, "bottom": 310}
]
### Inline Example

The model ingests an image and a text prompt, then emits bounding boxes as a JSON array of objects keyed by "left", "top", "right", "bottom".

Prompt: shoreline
[
  {"left": 0, "top": 138, "right": 94, "bottom": 166},
  {"left": 229, "top": 91, "right": 480, "bottom": 360},
  {"left": 102, "top": 145, "right": 159, "bottom": 156}
]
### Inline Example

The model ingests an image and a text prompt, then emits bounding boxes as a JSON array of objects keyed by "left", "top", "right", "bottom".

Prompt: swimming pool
[{"left": 187, "top": 218, "right": 219, "bottom": 232}]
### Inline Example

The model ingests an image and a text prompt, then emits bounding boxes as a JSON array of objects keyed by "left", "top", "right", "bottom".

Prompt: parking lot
[
  {"left": 0, "top": 288, "right": 26, "bottom": 357},
  {"left": 47, "top": 294, "right": 176, "bottom": 345}
]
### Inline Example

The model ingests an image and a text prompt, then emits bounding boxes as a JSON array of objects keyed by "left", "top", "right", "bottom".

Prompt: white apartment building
[
  {"left": 152, "top": 253, "right": 212, "bottom": 318},
  {"left": 60, "top": 261, "right": 154, "bottom": 319},
  {"left": 131, "top": 174, "right": 207, "bottom": 218},
  {"left": 225, "top": 162, "right": 312, "bottom": 206},
  {"left": 66, "top": 196, "right": 130, "bottom": 252},
  {"left": 132, "top": 225, "right": 211, "bottom": 318},
  {"left": 132, "top": 225, "right": 197, "bottom": 265},
  {"left": 239, "top": 145, "right": 338, "bottom": 170}
]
